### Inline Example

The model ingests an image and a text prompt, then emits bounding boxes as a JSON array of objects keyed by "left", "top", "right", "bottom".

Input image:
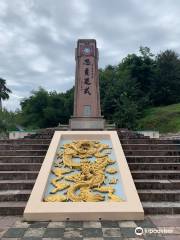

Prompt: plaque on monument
[{"left": 69, "top": 39, "right": 105, "bottom": 130}]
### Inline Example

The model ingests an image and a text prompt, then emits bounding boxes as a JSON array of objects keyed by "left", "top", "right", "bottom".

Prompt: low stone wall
[
  {"left": 160, "top": 132, "right": 180, "bottom": 140},
  {"left": 136, "top": 131, "right": 159, "bottom": 139},
  {"left": 9, "top": 131, "right": 36, "bottom": 139}
]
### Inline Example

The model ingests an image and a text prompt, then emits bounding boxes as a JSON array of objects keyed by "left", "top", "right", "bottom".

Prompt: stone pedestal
[{"left": 69, "top": 117, "right": 105, "bottom": 130}]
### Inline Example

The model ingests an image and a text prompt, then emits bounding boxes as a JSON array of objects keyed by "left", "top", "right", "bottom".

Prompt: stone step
[
  {"left": 0, "top": 150, "right": 47, "bottom": 156},
  {"left": 124, "top": 150, "right": 180, "bottom": 156},
  {"left": 0, "top": 163, "right": 41, "bottom": 171},
  {"left": 0, "top": 139, "right": 51, "bottom": 144},
  {"left": 122, "top": 144, "right": 180, "bottom": 150},
  {"left": 1, "top": 143, "right": 180, "bottom": 151},
  {"left": 126, "top": 156, "right": 180, "bottom": 163},
  {"left": 0, "top": 138, "right": 178, "bottom": 145},
  {"left": 3, "top": 162, "right": 179, "bottom": 172},
  {"left": 0, "top": 178, "right": 179, "bottom": 192},
  {"left": 0, "top": 171, "right": 38, "bottom": 180},
  {"left": 0, "top": 156, "right": 44, "bottom": 163},
  {"left": 142, "top": 201, "right": 180, "bottom": 214},
  {"left": 118, "top": 132, "right": 149, "bottom": 139},
  {"left": 0, "top": 188, "right": 179, "bottom": 203},
  {"left": 0, "top": 190, "right": 30, "bottom": 202},
  {"left": 1, "top": 155, "right": 179, "bottom": 164},
  {"left": 134, "top": 179, "right": 180, "bottom": 190},
  {"left": 120, "top": 139, "right": 180, "bottom": 144},
  {"left": 138, "top": 190, "right": 180, "bottom": 202},
  {"left": 0, "top": 180, "right": 35, "bottom": 190},
  {"left": 0, "top": 179, "right": 179, "bottom": 191},
  {"left": 0, "top": 144, "right": 49, "bottom": 150},
  {"left": 0, "top": 201, "right": 179, "bottom": 215},
  {"left": 0, "top": 170, "right": 179, "bottom": 181},
  {"left": 132, "top": 170, "right": 180, "bottom": 179},
  {"left": 3, "top": 162, "right": 179, "bottom": 171},
  {"left": 0, "top": 201, "right": 26, "bottom": 215},
  {"left": 129, "top": 163, "right": 180, "bottom": 171}
]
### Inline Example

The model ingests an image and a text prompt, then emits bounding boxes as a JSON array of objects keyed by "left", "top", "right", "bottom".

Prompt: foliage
[
  {"left": 99, "top": 66, "right": 141, "bottom": 128},
  {"left": 0, "top": 109, "right": 18, "bottom": 134},
  {"left": 20, "top": 87, "right": 74, "bottom": 128},
  {"left": 152, "top": 50, "right": 180, "bottom": 105},
  {"left": 138, "top": 103, "right": 180, "bottom": 133},
  {"left": 0, "top": 78, "right": 12, "bottom": 109}
]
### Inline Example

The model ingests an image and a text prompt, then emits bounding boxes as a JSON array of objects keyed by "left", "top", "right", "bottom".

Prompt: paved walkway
[{"left": 0, "top": 215, "right": 180, "bottom": 240}]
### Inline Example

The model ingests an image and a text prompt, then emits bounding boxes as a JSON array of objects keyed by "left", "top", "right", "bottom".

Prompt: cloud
[{"left": 0, "top": 0, "right": 180, "bottom": 110}]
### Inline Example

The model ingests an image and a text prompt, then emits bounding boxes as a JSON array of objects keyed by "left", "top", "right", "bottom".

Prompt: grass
[{"left": 138, "top": 103, "right": 180, "bottom": 133}]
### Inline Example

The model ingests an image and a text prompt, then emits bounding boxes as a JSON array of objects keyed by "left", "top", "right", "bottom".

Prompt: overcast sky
[{"left": 0, "top": 0, "right": 180, "bottom": 110}]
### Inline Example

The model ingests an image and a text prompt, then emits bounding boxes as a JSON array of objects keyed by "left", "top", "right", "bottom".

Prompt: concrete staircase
[{"left": 0, "top": 129, "right": 180, "bottom": 215}]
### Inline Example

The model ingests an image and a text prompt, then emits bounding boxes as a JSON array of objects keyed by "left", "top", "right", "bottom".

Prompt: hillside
[{"left": 138, "top": 103, "right": 180, "bottom": 133}]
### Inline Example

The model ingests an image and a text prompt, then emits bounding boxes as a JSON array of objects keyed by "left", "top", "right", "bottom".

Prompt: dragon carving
[{"left": 44, "top": 140, "right": 124, "bottom": 202}]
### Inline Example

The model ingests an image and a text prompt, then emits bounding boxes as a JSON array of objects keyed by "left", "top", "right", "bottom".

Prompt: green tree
[
  {"left": 120, "top": 47, "right": 156, "bottom": 105},
  {"left": 20, "top": 87, "right": 74, "bottom": 129},
  {"left": 0, "top": 109, "right": 18, "bottom": 134},
  {"left": 99, "top": 64, "right": 141, "bottom": 128},
  {"left": 153, "top": 50, "right": 180, "bottom": 105},
  {"left": 0, "top": 78, "right": 11, "bottom": 110}
]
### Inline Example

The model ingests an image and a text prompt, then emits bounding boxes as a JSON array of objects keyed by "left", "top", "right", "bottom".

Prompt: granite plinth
[{"left": 69, "top": 117, "right": 105, "bottom": 130}]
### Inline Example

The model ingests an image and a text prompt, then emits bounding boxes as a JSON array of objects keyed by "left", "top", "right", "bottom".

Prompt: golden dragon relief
[{"left": 44, "top": 140, "right": 124, "bottom": 202}]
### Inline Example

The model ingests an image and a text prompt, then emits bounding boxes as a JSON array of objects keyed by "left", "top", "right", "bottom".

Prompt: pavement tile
[
  {"left": 1, "top": 238, "right": 22, "bottom": 240},
  {"left": 119, "top": 221, "right": 137, "bottom": 228},
  {"left": 83, "top": 238, "right": 104, "bottom": 240},
  {"left": 101, "top": 221, "right": 119, "bottom": 228},
  {"left": 136, "top": 217, "right": 156, "bottom": 228},
  {"left": 149, "top": 216, "right": 180, "bottom": 227},
  {"left": 120, "top": 227, "right": 137, "bottom": 238},
  {"left": 65, "top": 221, "right": 83, "bottom": 228},
  {"left": 123, "top": 238, "right": 144, "bottom": 240},
  {"left": 2, "top": 228, "right": 27, "bottom": 238},
  {"left": 102, "top": 228, "right": 121, "bottom": 237},
  {"left": 164, "top": 235, "right": 180, "bottom": 240},
  {"left": 29, "top": 222, "right": 49, "bottom": 228},
  {"left": 0, "top": 229, "right": 6, "bottom": 238},
  {"left": 43, "top": 228, "right": 65, "bottom": 238},
  {"left": 43, "top": 238, "right": 63, "bottom": 240},
  {"left": 82, "top": 228, "right": 103, "bottom": 238},
  {"left": 63, "top": 227, "right": 83, "bottom": 238},
  {"left": 83, "top": 221, "right": 101, "bottom": 228},
  {"left": 0, "top": 216, "right": 21, "bottom": 228},
  {"left": 24, "top": 228, "right": 45, "bottom": 238},
  {"left": 144, "top": 236, "right": 165, "bottom": 240},
  {"left": 162, "top": 227, "right": 180, "bottom": 234},
  {"left": 103, "top": 238, "right": 123, "bottom": 240},
  {"left": 47, "top": 222, "right": 66, "bottom": 228},
  {"left": 22, "top": 238, "right": 43, "bottom": 240},
  {"left": 13, "top": 220, "right": 30, "bottom": 228}
]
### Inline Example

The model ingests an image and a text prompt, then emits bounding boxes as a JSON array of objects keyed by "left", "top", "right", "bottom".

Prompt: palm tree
[{"left": 0, "top": 78, "right": 12, "bottom": 110}]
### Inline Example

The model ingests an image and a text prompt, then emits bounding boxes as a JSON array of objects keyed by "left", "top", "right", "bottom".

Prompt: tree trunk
[{"left": 0, "top": 98, "right": 2, "bottom": 111}]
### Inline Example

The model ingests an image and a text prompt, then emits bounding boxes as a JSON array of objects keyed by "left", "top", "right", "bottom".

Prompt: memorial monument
[
  {"left": 23, "top": 39, "right": 144, "bottom": 221},
  {"left": 69, "top": 39, "right": 105, "bottom": 130}
]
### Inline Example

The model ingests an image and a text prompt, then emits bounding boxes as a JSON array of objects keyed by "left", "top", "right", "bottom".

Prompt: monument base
[{"left": 69, "top": 117, "right": 105, "bottom": 130}]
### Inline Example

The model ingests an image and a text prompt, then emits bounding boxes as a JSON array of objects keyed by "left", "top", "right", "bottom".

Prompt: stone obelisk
[{"left": 69, "top": 39, "right": 105, "bottom": 129}]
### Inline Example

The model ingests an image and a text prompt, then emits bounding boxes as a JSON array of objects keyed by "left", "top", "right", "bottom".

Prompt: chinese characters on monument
[{"left": 70, "top": 39, "right": 105, "bottom": 129}]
